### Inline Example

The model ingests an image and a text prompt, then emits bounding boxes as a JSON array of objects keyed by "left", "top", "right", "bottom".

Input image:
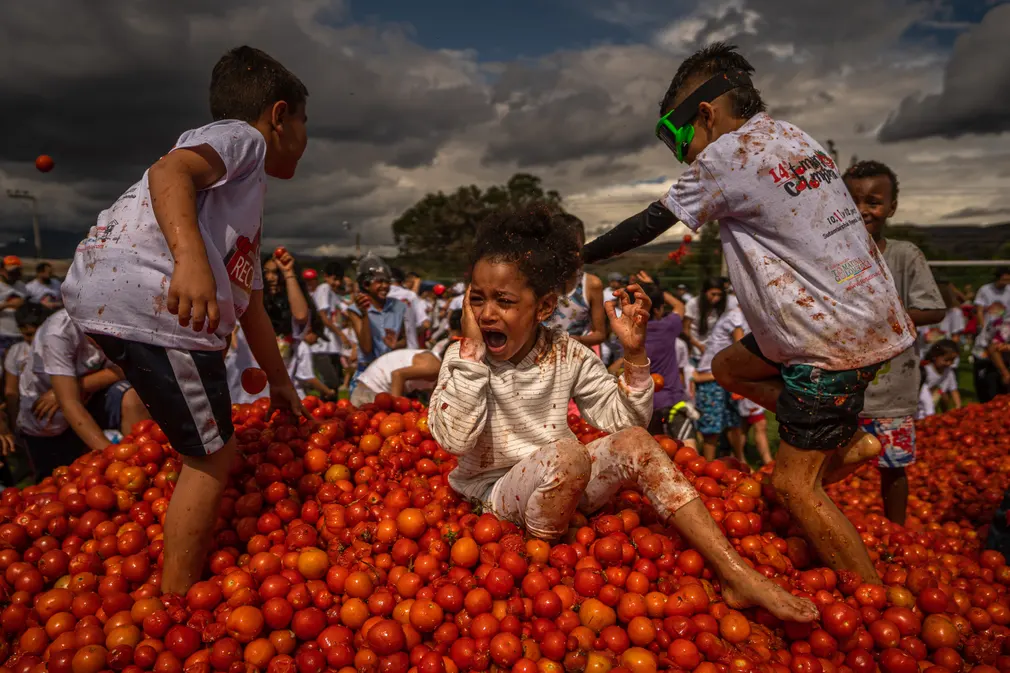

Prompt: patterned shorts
[
  {"left": 860, "top": 415, "right": 916, "bottom": 468},
  {"left": 695, "top": 381, "right": 741, "bottom": 435}
]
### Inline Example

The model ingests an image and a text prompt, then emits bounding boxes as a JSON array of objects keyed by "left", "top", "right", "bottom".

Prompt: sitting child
[
  {"left": 429, "top": 206, "right": 817, "bottom": 622},
  {"left": 917, "top": 340, "right": 961, "bottom": 419}
]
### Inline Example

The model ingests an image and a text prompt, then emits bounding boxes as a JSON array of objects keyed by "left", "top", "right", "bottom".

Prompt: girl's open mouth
[{"left": 482, "top": 329, "right": 508, "bottom": 353}]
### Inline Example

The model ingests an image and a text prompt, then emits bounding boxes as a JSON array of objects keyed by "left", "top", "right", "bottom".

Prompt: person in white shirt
[
  {"left": 350, "top": 348, "right": 442, "bottom": 407},
  {"left": 288, "top": 318, "right": 337, "bottom": 400},
  {"left": 24, "top": 262, "right": 63, "bottom": 310},
  {"left": 682, "top": 278, "right": 738, "bottom": 363},
  {"left": 16, "top": 310, "right": 150, "bottom": 480},
  {"left": 4, "top": 303, "right": 46, "bottom": 430},
  {"left": 691, "top": 307, "right": 745, "bottom": 462},
  {"left": 917, "top": 340, "right": 961, "bottom": 419},
  {"left": 580, "top": 44, "right": 911, "bottom": 584},
  {"left": 974, "top": 269, "right": 1010, "bottom": 336},
  {"left": 303, "top": 266, "right": 343, "bottom": 391},
  {"left": 60, "top": 46, "right": 311, "bottom": 595},
  {"left": 429, "top": 206, "right": 817, "bottom": 622},
  {"left": 973, "top": 269, "right": 1010, "bottom": 402},
  {"left": 0, "top": 256, "right": 27, "bottom": 359},
  {"left": 388, "top": 268, "right": 430, "bottom": 349}
]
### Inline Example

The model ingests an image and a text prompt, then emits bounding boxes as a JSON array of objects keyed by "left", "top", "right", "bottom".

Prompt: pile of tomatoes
[{"left": 2, "top": 393, "right": 1010, "bottom": 673}]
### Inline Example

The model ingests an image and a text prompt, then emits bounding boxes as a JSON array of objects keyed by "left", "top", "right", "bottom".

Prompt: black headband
[{"left": 668, "top": 69, "right": 754, "bottom": 127}]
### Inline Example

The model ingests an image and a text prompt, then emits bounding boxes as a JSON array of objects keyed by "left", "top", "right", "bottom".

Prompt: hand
[
  {"left": 354, "top": 293, "right": 372, "bottom": 312},
  {"left": 276, "top": 251, "right": 296, "bottom": 277},
  {"left": 0, "top": 433, "right": 15, "bottom": 457},
  {"left": 636, "top": 270, "right": 655, "bottom": 285},
  {"left": 606, "top": 284, "right": 651, "bottom": 357},
  {"left": 168, "top": 257, "right": 220, "bottom": 334},
  {"left": 383, "top": 329, "right": 397, "bottom": 349},
  {"left": 461, "top": 286, "right": 482, "bottom": 342},
  {"left": 32, "top": 390, "right": 61, "bottom": 424},
  {"left": 270, "top": 382, "right": 316, "bottom": 425}
]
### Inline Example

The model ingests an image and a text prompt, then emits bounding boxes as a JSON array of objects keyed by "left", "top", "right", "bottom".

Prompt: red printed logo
[{"left": 225, "top": 228, "right": 261, "bottom": 294}]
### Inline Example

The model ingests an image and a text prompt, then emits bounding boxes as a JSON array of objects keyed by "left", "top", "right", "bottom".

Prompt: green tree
[{"left": 391, "top": 173, "right": 565, "bottom": 272}]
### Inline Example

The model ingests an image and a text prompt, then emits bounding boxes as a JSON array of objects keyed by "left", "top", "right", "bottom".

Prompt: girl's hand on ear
[
  {"left": 606, "top": 283, "right": 651, "bottom": 358},
  {"left": 461, "top": 286, "right": 483, "bottom": 342}
]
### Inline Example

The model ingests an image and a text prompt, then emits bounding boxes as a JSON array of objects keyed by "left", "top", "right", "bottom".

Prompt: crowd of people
[{"left": 1, "top": 42, "right": 1009, "bottom": 615}]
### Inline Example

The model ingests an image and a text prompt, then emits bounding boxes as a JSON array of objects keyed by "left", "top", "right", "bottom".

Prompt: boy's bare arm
[{"left": 149, "top": 144, "right": 227, "bottom": 335}]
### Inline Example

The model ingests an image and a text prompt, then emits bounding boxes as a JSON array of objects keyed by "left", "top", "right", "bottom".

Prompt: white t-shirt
[
  {"left": 388, "top": 285, "right": 426, "bottom": 349},
  {"left": 917, "top": 363, "right": 958, "bottom": 419},
  {"left": 975, "top": 283, "right": 1010, "bottom": 316},
  {"left": 342, "top": 326, "right": 358, "bottom": 357},
  {"left": 311, "top": 284, "right": 342, "bottom": 355},
  {"left": 62, "top": 121, "right": 267, "bottom": 351},
  {"left": 0, "top": 281, "right": 26, "bottom": 337},
  {"left": 663, "top": 113, "right": 913, "bottom": 370},
  {"left": 448, "top": 295, "right": 464, "bottom": 312},
  {"left": 225, "top": 327, "right": 260, "bottom": 405},
  {"left": 4, "top": 341, "right": 30, "bottom": 377},
  {"left": 17, "top": 310, "right": 109, "bottom": 437},
  {"left": 25, "top": 278, "right": 62, "bottom": 305},
  {"left": 697, "top": 307, "right": 746, "bottom": 373},
  {"left": 675, "top": 337, "right": 693, "bottom": 396},
  {"left": 356, "top": 348, "right": 437, "bottom": 395},
  {"left": 288, "top": 341, "right": 316, "bottom": 399},
  {"left": 683, "top": 295, "right": 739, "bottom": 359}
]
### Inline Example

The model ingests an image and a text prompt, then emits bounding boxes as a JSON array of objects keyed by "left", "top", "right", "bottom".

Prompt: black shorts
[
  {"left": 740, "top": 333, "right": 880, "bottom": 451},
  {"left": 89, "top": 334, "right": 234, "bottom": 457},
  {"left": 20, "top": 380, "right": 134, "bottom": 479}
]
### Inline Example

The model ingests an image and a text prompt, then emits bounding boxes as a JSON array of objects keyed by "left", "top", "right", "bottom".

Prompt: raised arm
[
  {"left": 390, "top": 352, "right": 442, "bottom": 397},
  {"left": 581, "top": 202, "right": 679, "bottom": 264}
]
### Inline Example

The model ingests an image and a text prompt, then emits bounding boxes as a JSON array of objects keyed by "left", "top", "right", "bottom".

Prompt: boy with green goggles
[{"left": 582, "top": 42, "right": 917, "bottom": 587}]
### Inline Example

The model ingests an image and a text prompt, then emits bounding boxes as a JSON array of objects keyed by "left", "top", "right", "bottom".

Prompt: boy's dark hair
[
  {"left": 323, "top": 261, "right": 344, "bottom": 279},
  {"left": 15, "top": 302, "right": 46, "bottom": 328},
  {"left": 449, "top": 310, "right": 463, "bottom": 333},
  {"left": 35, "top": 262, "right": 51, "bottom": 274},
  {"left": 843, "top": 160, "right": 900, "bottom": 200},
  {"left": 390, "top": 267, "right": 405, "bottom": 284},
  {"left": 660, "top": 42, "right": 765, "bottom": 118},
  {"left": 210, "top": 46, "right": 308, "bottom": 123},
  {"left": 994, "top": 266, "right": 1010, "bottom": 280},
  {"left": 471, "top": 204, "right": 582, "bottom": 298},
  {"left": 926, "top": 339, "right": 959, "bottom": 361},
  {"left": 646, "top": 286, "right": 667, "bottom": 316}
]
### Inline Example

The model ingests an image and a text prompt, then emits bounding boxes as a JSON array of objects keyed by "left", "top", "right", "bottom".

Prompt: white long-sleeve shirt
[{"left": 428, "top": 328, "right": 654, "bottom": 500}]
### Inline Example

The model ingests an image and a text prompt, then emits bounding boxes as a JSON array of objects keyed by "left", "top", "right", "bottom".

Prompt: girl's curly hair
[{"left": 471, "top": 204, "right": 583, "bottom": 298}]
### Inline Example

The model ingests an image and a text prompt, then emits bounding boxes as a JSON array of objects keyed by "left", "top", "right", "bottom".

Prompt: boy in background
[
  {"left": 25, "top": 262, "right": 63, "bottom": 310},
  {"left": 61, "top": 46, "right": 311, "bottom": 594},
  {"left": 582, "top": 43, "right": 913, "bottom": 582},
  {"left": 844, "top": 161, "right": 945, "bottom": 526}
]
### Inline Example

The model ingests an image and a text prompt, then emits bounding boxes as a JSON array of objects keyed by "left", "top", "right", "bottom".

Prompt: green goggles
[{"left": 655, "top": 69, "right": 753, "bottom": 163}]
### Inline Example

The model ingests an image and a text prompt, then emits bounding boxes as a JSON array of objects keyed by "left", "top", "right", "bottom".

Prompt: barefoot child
[
  {"left": 580, "top": 43, "right": 914, "bottom": 582},
  {"left": 61, "top": 46, "right": 311, "bottom": 594},
  {"left": 844, "top": 160, "right": 945, "bottom": 526},
  {"left": 429, "top": 206, "right": 817, "bottom": 622}
]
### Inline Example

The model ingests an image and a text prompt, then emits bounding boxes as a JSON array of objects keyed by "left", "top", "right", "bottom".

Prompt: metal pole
[{"left": 31, "top": 197, "right": 41, "bottom": 260}]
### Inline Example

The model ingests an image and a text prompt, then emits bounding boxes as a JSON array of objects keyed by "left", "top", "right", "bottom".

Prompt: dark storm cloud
[
  {"left": 878, "top": 4, "right": 1010, "bottom": 142},
  {"left": 0, "top": 0, "right": 494, "bottom": 250}
]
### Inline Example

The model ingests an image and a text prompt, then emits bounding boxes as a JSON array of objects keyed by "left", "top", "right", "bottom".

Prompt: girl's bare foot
[{"left": 720, "top": 571, "right": 820, "bottom": 622}]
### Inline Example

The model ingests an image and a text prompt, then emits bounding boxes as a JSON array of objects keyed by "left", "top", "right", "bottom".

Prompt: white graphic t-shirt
[
  {"left": 61, "top": 121, "right": 267, "bottom": 351},
  {"left": 663, "top": 113, "right": 913, "bottom": 370},
  {"left": 697, "top": 307, "right": 746, "bottom": 373},
  {"left": 18, "top": 310, "right": 109, "bottom": 437}
]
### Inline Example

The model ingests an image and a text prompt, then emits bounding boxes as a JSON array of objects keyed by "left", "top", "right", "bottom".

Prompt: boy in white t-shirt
[
  {"left": 349, "top": 348, "right": 442, "bottom": 407},
  {"left": 581, "top": 43, "right": 913, "bottom": 583},
  {"left": 61, "top": 46, "right": 310, "bottom": 595}
]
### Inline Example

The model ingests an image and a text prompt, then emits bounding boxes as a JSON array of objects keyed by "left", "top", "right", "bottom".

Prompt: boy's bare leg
[
  {"left": 580, "top": 428, "right": 819, "bottom": 623},
  {"left": 822, "top": 432, "right": 882, "bottom": 484},
  {"left": 880, "top": 467, "right": 908, "bottom": 525},
  {"left": 712, "top": 342, "right": 783, "bottom": 412},
  {"left": 120, "top": 389, "right": 152, "bottom": 435},
  {"left": 772, "top": 441, "right": 880, "bottom": 583},
  {"left": 671, "top": 498, "right": 819, "bottom": 622},
  {"left": 727, "top": 426, "right": 746, "bottom": 463},
  {"left": 162, "top": 437, "right": 238, "bottom": 595},
  {"left": 751, "top": 418, "right": 773, "bottom": 465}
]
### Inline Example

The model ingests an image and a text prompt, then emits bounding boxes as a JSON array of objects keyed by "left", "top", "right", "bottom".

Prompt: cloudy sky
[{"left": 1, "top": 0, "right": 1008, "bottom": 258}]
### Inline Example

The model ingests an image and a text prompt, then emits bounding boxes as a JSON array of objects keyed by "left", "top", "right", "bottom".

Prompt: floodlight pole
[{"left": 6, "top": 190, "right": 42, "bottom": 259}]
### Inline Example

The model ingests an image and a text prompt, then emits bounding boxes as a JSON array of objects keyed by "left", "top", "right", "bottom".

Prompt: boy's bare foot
[{"left": 720, "top": 572, "right": 820, "bottom": 623}]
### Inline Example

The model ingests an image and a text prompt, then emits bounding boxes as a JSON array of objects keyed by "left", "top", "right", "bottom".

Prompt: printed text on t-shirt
[{"left": 766, "top": 151, "right": 839, "bottom": 197}]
